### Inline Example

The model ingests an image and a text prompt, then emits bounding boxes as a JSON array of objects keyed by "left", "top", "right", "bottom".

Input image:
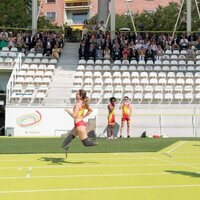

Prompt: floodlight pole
[
  {"left": 105, "top": 12, "right": 111, "bottom": 31},
  {"left": 98, "top": 0, "right": 109, "bottom": 24},
  {"left": 125, "top": 0, "right": 137, "bottom": 36},
  {"left": 194, "top": 0, "right": 200, "bottom": 20},
  {"left": 110, "top": 0, "right": 115, "bottom": 41},
  {"left": 172, "top": 0, "right": 184, "bottom": 38},
  {"left": 187, "top": 0, "right": 192, "bottom": 35},
  {"left": 32, "top": 0, "right": 38, "bottom": 36},
  {"left": 173, "top": 0, "right": 200, "bottom": 37}
]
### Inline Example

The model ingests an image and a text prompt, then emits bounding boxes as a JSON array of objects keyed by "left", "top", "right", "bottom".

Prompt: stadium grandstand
[{"left": 1, "top": 0, "right": 200, "bottom": 138}]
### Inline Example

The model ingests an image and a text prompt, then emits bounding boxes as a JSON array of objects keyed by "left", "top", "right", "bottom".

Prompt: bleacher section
[
  {"left": 4, "top": 42, "right": 200, "bottom": 137},
  {"left": 5, "top": 53, "right": 57, "bottom": 105},
  {"left": 71, "top": 50, "right": 200, "bottom": 105}
]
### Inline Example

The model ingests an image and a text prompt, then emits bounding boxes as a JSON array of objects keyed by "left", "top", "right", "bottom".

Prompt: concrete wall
[
  {"left": 95, "top": 105, "right": 200, "bottom": 138},
  {"left": 5, "top": 106, "right": 98, "bottom": 137},
  {"left": 5, "top": 105, "right": 200, "bottom": 137}
]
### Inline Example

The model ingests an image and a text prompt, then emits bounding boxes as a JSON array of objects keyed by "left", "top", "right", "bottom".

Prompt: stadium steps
[
  {"left": 44, "top": 69, "right": 75, "bottom": 106},
  {"left": 57, "top": 42, "right": 80, "bottom": 71},
  {"left": 44, "top": 43, "right": 80, "bottom": 106}
]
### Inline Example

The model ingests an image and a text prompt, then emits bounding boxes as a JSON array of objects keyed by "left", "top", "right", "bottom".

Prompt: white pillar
[
  {"left": 98, "top": 0, "right": 109, "bottom": 24},
  {"left": 110, "top": 0, "right": 115, "bottom": 41},
  {"left": 32, "top": 0, "right": 38, "bottom": 36},
  {"left": 187, "top": 0, "right": 192, "bottom": 34}
]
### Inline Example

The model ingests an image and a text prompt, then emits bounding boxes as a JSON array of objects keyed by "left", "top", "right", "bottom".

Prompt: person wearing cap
[{"left": 119, "top": 96, "right": 132, "bottom": 138}]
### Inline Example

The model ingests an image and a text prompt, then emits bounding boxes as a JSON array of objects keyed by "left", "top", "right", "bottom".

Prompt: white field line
[
  {"left": 148, "top": 157, "right": 200, "bottom": 171},
  {"left": 25, "top": 167, "right": 32, "bottom": 178},
  {"left": 0, "top": 163, "right": 200, "bottom": 170},
  {"left": 0, "top": 157, "right": 159, "bottom": 162},
  {"left": 0, "top": 172, "right": 172, "bottom": 180},
  {"left": 167, "top": 141, "right": 186, "bottom": 154},
  {"left": 1, "top": 184, "right": 200, "bottom": 194},
  {"left": 1, "top": 155, "right": 200, "bottom": 162}
]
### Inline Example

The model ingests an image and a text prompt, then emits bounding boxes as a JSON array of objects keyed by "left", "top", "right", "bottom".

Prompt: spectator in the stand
[
  {"left": 7, "top": 37, "right": 16, "bottom": 49},
  {"left": 52, "top": 44, "right": 61, "bottom": 59},
  {"left": 187, "top": 44, "right": 196, "bottom": 61},
  {"left": 135, "top": 39, "right": 142, "bottom": 50},
  {"left": 122, "top": 45, "right": 130, "bottom": 60},
  {"left": 82, "top": 20, "right": 89, "bottom": 39},
  {"left": 87, "top": 43, "right": 96, "bottom": 61},
  {"left": 23, "top": 32, "right": 32, "bottom": 51},
  {"left": 55, "top": 35, "right": 64, "bottom": 49},
  {"left": 188, "top": 32, "right": 196, "bottom": 45},
  {"left": 138, "top": 46, "right": 146, "bottom": 61},
  {"left": 0, "top": 29, "right": 8, "bottom": 38},
  {"left": 35, "top": 39, "right": 44, "bottom": 54},
  {"left": 120, "top": 34, "right": 128, "bottom": 48},
  {"left": 171, "top": 33, "right": 180, "bottom": 51},
  {"left": 113, "top": 33, "right": 120, "bottom": 44},
  {"left": 104, "top": 33, "right": 112, "bottom": 49},
  {"left": 166, "top": 34, "right": 173, "bottom": 47},
  {"left": 78, "top": 42, "right": 87, "bottom": 60},
  {"left": 179, "top": 34, "right": 189, "bottom": 50},
  {"left": 16, "top": 33, "right": 25, "bottom": 51},
  {"left": 97, "top": 32, "right": 105, "bottom": 45},
  {"left": 112, "top": 41, "right": 121, "bottom": 60},
  {"left": 195, "top": 36, "right": 200, "bottom": 50},
  {"left": 89, "top": 33, "right": 97, "bottom": 46},
  {"left": 143, "top": 38, "right": 150, "bottom": 50},
  {"left": 96, "top": 45, "right": 104, "bottom": 60},
  {"left": 135, "top": 33, "right": 143, "bottom": 42},
  {"left": 128, "top": 40, "right": 136, "bottom": 59},
  {"left": 150, "top": 40, "right": 158, "bottom": 61},
  {"left": 128, "top": 39, "right": 135, "bottom": 50},
  {"left": 144, "top": 47, "right": 152, "bottom": 62},
  {"left": 104, "top": 46, "right": 111, "bottom": 60},
  {"left": 32, "top": 33, "right": 40, "bottom": 48},
  {"left": 0, "top": 36, "right": 8, "bottom": 50},
  {"left": 98, "top": 20, "right": 106, "bottom": 33},
  {"left": 157, "top": 33, "right": 166, "bottom": 50},
  {"left": 156, "top": 45, "right": 164, "bottom": 60},
  {"left": 44, "top": 36, "right": 53, "bottom": 56},
  {"left": 78, "top": 30, "right": 200, "bottom": 62},
  {"left": 91, "top": 20, "right": 98, "bottom": 33}
]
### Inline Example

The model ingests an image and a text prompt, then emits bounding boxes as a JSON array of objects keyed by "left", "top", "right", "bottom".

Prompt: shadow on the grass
[
  {"left": 166, "top": 170, "right": 200, "bottom": 178},
  {"left": 193, "top": 145, "right": 200, "bottom": 147},
  {"left": 39, "top": 157, "right": 98, "bottom": 165}
]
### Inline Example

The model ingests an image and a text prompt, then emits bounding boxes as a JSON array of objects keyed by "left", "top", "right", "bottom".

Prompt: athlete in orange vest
[
  {"left": 62, "top": 89, "right": 97, "bottom": 156},
  {"left": 107, "top": 97, "right": 116, "bottom": 139},
  {"left": 119, "top": 96, "right": 132, "bottom": 138}
]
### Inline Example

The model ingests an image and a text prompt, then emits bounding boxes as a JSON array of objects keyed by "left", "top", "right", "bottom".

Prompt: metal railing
[{"left": 6, "top": 53, "right": 22, "bottom": 105}]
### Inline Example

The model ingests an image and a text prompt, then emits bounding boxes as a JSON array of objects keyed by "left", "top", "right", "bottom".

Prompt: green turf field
[
  {"left": 0, "top": 137, "right": 200, "bottom": 154},
  {"left": 0, "top": 138, "right": 200, "bottom": 200}
]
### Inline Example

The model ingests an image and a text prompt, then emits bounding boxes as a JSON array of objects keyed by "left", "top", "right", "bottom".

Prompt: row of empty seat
[
  {"left": 77, "top": 64, "right": 200, "bottom": 72},
  {"left": 8, "top": 59, "right": 56, "bottom": 104},
  {"left": 71, "top": 88, "right": 200, "bottom": 104},
  {"left": 79, "top": 59, "right": 199, "bottom": 66},
  {"left": 20, "top": 64, "right": 55, "bottom": 72},
  {"left": 75, "top": 71, "right": 200, "bottom": 79},
  {"left": 71, "top": 56, "right": 200, "bottom": 104}
]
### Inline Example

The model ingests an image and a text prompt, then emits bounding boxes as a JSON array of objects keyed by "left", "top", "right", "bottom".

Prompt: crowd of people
[
  {"left": 0, "top": 30, "right": 64, "bottom": 59},
  {"left": 79, "top": 20, "right": 200, "bottom": 63}
]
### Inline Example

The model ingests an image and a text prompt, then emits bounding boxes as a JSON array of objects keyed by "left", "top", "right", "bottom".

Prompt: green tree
[
  {"left": 0, "top": 0, "right": 31, "bottom": 28},
  {"left": 89, "top": 2, "right": 200, "bottom": 33},
  {"left": 134, "top": 2, "right": 200, "bottom": 32},
  {"left": 0, "top": 0, "right": 60, "bottom": 31}
]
